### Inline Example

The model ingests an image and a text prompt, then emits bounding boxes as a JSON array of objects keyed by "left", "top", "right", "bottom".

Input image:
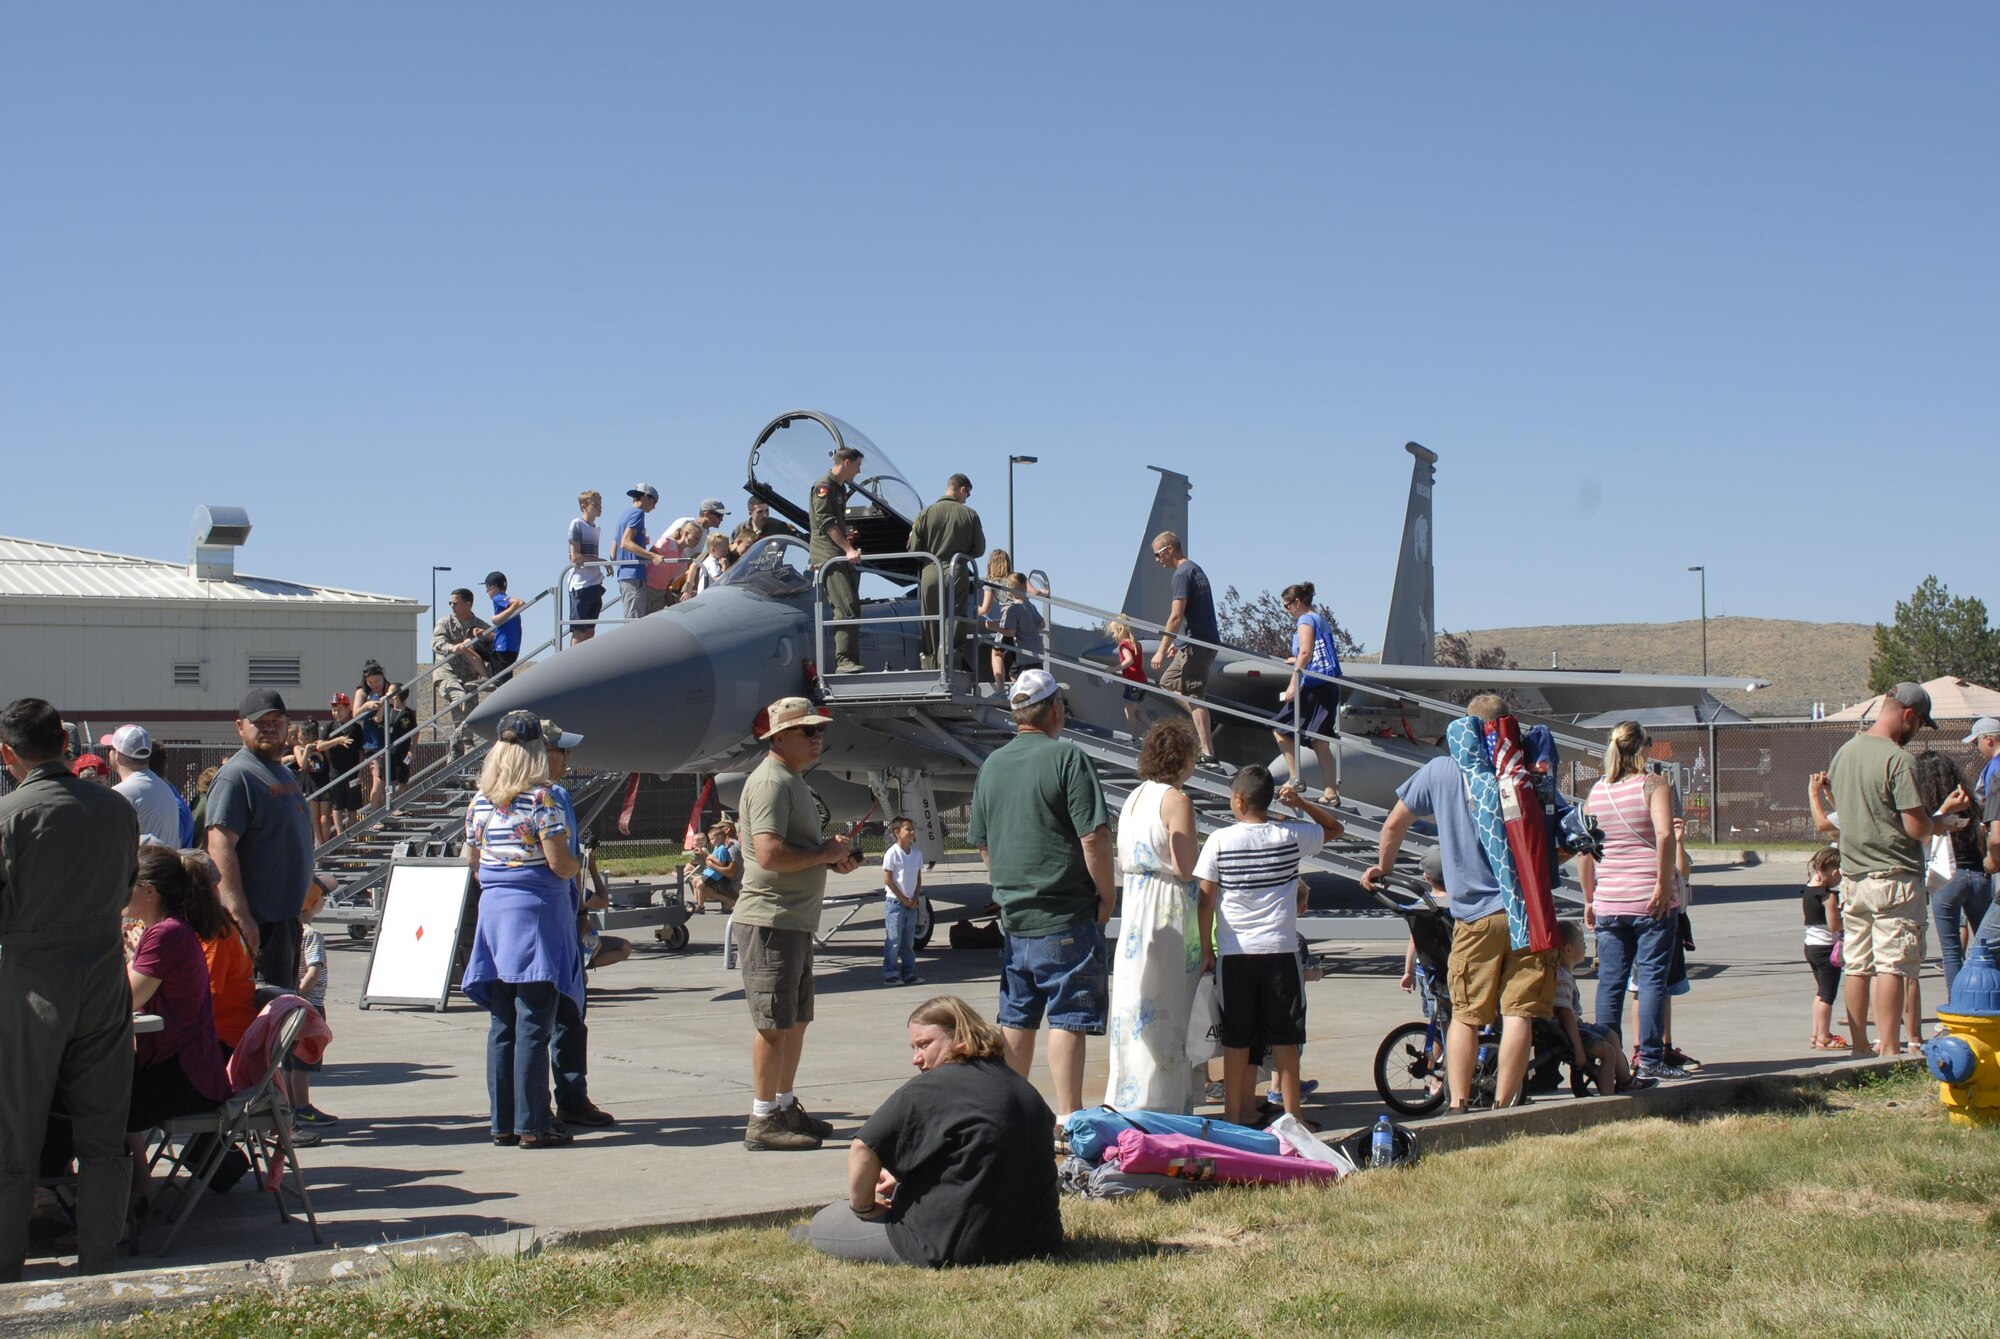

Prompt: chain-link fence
[{"left": 1563, "top": 721, "right": 1986, "bottom": 845}]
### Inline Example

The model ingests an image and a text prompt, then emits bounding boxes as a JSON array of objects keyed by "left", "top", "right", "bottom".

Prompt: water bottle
[{"left": 1370, "top": 1115, "right": 1395, "bottom": 1169}]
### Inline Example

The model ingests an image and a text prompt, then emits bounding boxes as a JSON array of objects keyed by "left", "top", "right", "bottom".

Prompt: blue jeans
[
  {"left": 883, "top": 899, "right": 917, "bottom": 982},
  {"left": 1594, "top": 914, "right": 1676, "bottom": 1066},
  {"left": 1933, "top": 871, "right": 1995, "bottom": 1004},
  {"left": 485, "top": 980, "right": 559, "bottom": 1137},
  {"left": 552, "top": 990, "right": 589, "bottom": 1114},
  {"left": 998, "top": 921, "right": 1108, "bottom": 1034}
]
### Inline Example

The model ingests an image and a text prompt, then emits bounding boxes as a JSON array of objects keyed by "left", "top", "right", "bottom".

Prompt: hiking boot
[
  {"left": 745, "top": 1113, "right": 822, "bottom": 1151},
  {"left": 780, "top": 1100, "right": 835, "bottom": 1141}
]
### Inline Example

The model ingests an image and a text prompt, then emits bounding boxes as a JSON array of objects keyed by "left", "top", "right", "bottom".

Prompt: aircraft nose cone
[{"left": 467, "top": 617, "right": 718, "bottom": 774}]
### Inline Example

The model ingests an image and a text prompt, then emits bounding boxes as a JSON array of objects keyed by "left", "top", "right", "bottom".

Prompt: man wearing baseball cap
[
  {"left": 205, "top": 689, "right": 315, "bottom": 988},
  {"left": 734, "top": 695, "right": 861, "bottom": 1150},
  {"left": 964, "top": 669, "right": 1115, "bottom": 1124},
  {"left": 106, "top": 724, "right": 179, "bottom": 847},
  {"left": 697, "top": 497, "right": 729, "bottom": 535},
  {"left": 614, "top": 483, "right": 666, "bottom": 622},
  {"left": 1825, "top": 681, "right": 1969, "bottom": 1056}
]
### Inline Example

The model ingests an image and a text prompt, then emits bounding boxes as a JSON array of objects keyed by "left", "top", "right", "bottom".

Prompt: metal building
[{"left": 0, "top": 508, "right": 422, "bottom": 749}]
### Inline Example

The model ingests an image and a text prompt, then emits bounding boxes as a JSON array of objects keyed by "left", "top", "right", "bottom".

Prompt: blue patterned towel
[{"left": 1445, "top": 715, "right": 1528, "bottom": 949}]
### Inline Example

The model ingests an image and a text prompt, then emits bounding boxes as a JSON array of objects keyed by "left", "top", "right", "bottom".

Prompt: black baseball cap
[
  {"left": 497, "top": 710, "right": 543, "bottom": 744},
  {"left": 484, "top": 570, "right": 507, "bottom": 589},
  {"left": 239, "top": 688, "right": 288, "bottom": 721}
]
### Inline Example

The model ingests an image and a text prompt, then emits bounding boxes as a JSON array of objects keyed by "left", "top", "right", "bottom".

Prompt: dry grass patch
[{"left": 97, "top": 1075, "right": 1999, "bottom": 1339}]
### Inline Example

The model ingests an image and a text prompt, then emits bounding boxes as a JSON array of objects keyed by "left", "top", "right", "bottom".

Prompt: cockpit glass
[
  {"left": 750, "top": 413, "right": 924, "bottom": 522},
  {"left": 715, "top": 536, "right": 813, "bottom": 598}
]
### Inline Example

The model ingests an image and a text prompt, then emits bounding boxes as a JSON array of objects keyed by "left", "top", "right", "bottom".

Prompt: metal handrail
[{"left": 812, "top": 550, "right": 958, "bottom": 685}]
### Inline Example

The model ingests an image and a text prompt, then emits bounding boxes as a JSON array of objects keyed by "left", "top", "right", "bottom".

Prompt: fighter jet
[{"left": 468, "top": 411, "right": 1764, "bottom": 838}]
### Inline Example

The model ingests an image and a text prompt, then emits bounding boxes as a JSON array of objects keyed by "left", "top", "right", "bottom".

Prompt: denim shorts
[{"left": 998, "top": 921, "right": 1108, "bottom": 1034}]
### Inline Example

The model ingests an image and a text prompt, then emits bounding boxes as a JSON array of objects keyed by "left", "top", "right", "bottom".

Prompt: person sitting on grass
[
  {"left": 1555, "top": 920, "right": 1651, "bottom": 1096},
  {"left": 1194, "top": 765, "right": 1342, "bottom": 1128},
  {"left": 1801, "top": 846, "right": 1847, "bottom": 1050},
  {"left": 801, "top": 995, "right": 1062, "bottom": 1267}
]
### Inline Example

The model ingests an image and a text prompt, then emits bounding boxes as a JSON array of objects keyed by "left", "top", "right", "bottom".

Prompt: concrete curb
[
  {"left": 1409, "top": 1054, "right": 1923, "bottom": 1158},
  {"left": 5, "top": 1057, "right": 1923, "bottom": 1333},
  {"left": 0, "top": 1233, "right": 483, "bottom": 1337}
]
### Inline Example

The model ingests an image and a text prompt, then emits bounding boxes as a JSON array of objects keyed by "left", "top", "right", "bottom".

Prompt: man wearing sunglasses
[{"left": 735, "top": 696, "right": 865, "bottom": 1150}]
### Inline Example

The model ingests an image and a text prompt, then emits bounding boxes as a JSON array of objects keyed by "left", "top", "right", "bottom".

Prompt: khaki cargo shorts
[
  {"left": 1448, "top": 910, "right": 1556, "bottom": 1026},
  {"left": 1839, "top": 872, "right": 1927, "bottom": 980},
  {"left": 735, "top": 924, "right": 816, "bottom": 1030}
]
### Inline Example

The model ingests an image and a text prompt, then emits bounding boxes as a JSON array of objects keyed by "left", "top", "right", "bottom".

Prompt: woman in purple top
[
  {"left": 460, "top": 712, "right": 585, "bottom": 1149},
  {"left": 125, "top": 847, "right": 234, "bottom": 1202}
]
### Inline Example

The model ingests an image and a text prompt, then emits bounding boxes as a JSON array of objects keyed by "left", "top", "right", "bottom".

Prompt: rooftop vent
[{"left": 190, "top": 506, "right": 252, "bottom": 581}]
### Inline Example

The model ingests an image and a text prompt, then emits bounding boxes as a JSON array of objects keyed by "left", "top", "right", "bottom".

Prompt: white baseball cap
[
  {"left": 1964, "top": 716, "right": 2000, "bottom": 744},
  {"left": 109, "top": 724, "right": 153, "bottom": 759},
  {"left": 1008, "top": 669, "right": 1062, "bottom": 707}
]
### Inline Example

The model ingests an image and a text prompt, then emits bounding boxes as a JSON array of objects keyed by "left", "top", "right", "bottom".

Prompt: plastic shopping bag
[
  {"left": 1266, "top": 1112, "right": 1355, "bottom": 1178},
  {"left": 1188, "top": 973, "right": 1223, "bottom": 1064}
]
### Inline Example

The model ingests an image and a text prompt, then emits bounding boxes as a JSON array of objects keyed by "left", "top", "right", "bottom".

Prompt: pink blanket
[{"left": 1110, "top": 1129, "right": 1340, "bottom": 1186}]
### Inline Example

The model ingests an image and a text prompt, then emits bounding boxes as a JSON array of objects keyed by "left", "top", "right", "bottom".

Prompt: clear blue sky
[{"left": 4, "top": 4, "right": 1993, "bottom": 667}]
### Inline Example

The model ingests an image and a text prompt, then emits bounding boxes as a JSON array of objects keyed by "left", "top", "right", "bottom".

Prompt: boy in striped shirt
[{"left": 1195, "top": 765, "right": 1342, "bottom": 1126}]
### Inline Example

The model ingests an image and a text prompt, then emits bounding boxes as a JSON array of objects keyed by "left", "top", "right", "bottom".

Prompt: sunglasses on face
[{"left": 795, "top": 725, "right": 827, "bottom": 739}]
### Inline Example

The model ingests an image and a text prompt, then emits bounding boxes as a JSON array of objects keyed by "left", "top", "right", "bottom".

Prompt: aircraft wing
[{"left": 1219, "top": 660, "right": 1766, "bottom": 717}]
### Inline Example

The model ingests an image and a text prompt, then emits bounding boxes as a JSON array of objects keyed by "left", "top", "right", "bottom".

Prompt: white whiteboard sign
[{"left": 360, "top": 860, "right": 474, "bottom": 1011}]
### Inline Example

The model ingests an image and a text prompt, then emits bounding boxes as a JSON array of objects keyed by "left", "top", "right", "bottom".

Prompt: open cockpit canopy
[{"left": 746, "top": 412, "right": 927, "bottom": 574}]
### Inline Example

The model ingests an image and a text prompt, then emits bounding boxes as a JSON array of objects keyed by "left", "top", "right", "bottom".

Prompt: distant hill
[{"left": 1454, "top": 618, "right": 1873, "bottom": 719}]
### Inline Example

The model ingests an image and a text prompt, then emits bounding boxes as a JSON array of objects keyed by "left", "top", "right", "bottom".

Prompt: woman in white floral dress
[{"left": 1105, "top": 719, "right": 1202, "bottom": 1112}]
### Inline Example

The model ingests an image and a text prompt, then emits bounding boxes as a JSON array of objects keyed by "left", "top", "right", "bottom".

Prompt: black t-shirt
[
  {"left": 390, "top": 709, "right": 417, "bottom": 765},
  {"left": 856, "top": 1056, "right": 1063, "bottom": 1268},
  {"left": 323, "top": 720, "right": 364, "bottom": 782},
  {"left": 1802, "top": 886, "right": 1832, "bottom": 929}
]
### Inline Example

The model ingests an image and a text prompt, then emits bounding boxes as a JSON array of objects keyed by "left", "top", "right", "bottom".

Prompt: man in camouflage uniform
[
  {"left": 907, "top": 473, "right": 985, "bottom": 670},
  {"left": 810, "top": 445, "right": 866, "bottom": 673}
]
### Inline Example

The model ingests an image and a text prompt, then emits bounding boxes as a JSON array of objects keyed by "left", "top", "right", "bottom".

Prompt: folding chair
[{"left": 143, "top": 1006, "right": 323, "bottom": 1255}]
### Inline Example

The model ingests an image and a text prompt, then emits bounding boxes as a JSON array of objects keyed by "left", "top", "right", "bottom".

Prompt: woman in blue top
[
  {"left": 1272, "top": 581, "right": 1342, "bottom": 803},
  {"left": 461, "top": 712, "right": 585, "bottom": 1148},
  {"left": 353, "top": 660, "right": 394, "bottom": 810}
]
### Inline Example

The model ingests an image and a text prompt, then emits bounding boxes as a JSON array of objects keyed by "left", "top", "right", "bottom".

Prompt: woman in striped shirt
[{"left": 1579, "top": 721, "right": 1682, "bottom": 1080}]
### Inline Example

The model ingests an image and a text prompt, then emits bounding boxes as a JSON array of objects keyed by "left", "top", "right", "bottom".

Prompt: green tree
[
  {"left": 1867, "top": 576, "right": 1999, "bottom": 692},
  {"left": 1433, "top": 631, "right": 1516, "bottom": 672},
  {"left": 1217, "top": 586, "right": 1364, "bottom": 661}
]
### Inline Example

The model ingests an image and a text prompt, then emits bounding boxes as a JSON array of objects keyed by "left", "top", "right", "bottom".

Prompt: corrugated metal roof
[{"left": 0, "top": 535, "right": 418, "bottom": 606}]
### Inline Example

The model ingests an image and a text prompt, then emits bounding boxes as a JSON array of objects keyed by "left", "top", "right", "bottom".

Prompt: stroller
[{"left": 1371, "top": 877, "right": 1582, "bottom": 1117}]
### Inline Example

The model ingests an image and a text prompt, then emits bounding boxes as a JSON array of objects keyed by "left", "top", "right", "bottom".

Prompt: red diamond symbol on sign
[{"left": 414, "top": 925, "right": 425, "bottom": 942}]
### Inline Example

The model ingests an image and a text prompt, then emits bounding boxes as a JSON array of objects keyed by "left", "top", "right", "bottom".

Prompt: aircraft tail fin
[
  {"left": 1379, "top": 442, "right": 1438, "bottom": 665},
  {"left": 1120, "top": 466, "right": 1190, "bottom": 624}
]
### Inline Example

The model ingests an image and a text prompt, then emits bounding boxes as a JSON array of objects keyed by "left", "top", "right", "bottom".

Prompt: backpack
[{"left": 949, "top": 916, "right": 1004, "bottom": 950}]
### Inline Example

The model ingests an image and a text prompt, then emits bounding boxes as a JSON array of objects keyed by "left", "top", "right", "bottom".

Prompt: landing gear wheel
[
  {"left": 655, "top": 922, "right": 690, "bottom": 951},
  {"left": 1374, "top": 1021, "right": 1448, "bottom": 1117},
  {"left": 346, "top": 923, "right": 371, "bottom": 944},
  {"left": 913, "top": 896, "right": 935, "bottom": 950}
]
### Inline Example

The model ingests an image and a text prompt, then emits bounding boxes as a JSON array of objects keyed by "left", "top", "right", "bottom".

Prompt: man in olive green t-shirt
[
  {"left": 1825, "top": 681, "right": 1969, "bottom": 1057},
  {"left": 964, "top": 670, "right": 1115, "bottom": 1120},
  {"left": 733, "top": 697, "right": 863, "bottom": 1151}
]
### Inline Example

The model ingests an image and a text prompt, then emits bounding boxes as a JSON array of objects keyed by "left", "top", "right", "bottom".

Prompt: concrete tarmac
[{"left": 23, "top": 850, "right": 1883, "bottom": 1279}]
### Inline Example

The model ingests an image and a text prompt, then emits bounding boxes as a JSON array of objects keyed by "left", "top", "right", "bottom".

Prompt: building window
[
  {"left": 173, "top": 662, "right": 203, "bottom": 687},
  {"left": 246, "top": 656, "right": 302, "bottom": 686}
]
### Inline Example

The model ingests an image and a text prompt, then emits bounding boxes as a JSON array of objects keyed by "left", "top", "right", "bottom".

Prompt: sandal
[{"left": 1824, "top": 1034, "right": 1848, "bottom": 1049}]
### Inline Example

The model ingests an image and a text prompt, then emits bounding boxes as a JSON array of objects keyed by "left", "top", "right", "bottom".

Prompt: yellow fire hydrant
[{"left": 1923, "top": 935, "right": 2000, "bottom": 1128}]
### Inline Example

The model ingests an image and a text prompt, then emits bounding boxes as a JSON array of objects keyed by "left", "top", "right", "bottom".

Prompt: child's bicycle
[{"left": 1371, "top": 878, "right": 1582, "bottom": 1117}]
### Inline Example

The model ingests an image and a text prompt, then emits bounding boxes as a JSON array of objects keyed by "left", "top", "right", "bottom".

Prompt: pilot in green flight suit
[
  {"left": 907, "top": 473, "right": 985, "bottom": 670},
  {"left": 811, "top": 445, "right": 866, "bottom": 673}
]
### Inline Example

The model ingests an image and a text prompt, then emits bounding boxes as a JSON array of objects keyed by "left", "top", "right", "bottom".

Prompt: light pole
[
  {"left": 431, "top": 566, "right": 451, "bottom": 660},
  {"left": 1689, "top": 564, "right": 1714, "bottom": 841},
  {"left": 1007, "top": 455, "right": 1038, "bottom": 558}
]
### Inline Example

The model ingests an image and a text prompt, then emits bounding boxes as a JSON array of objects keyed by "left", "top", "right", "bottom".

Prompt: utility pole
[
  {"left": 1007, "top": 455, "right": 1038, "bottom": 558},
  {"left": 1689, "top": 564, "right": 1714, "bottom": 841}
]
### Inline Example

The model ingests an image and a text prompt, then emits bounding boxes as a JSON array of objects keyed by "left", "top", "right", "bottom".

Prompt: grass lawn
[{"left": 99, "top": 1074, "right": 1999, "bottom": 1339}]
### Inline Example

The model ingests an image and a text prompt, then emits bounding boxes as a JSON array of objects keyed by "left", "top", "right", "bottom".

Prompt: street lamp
[
  {"left": 1007, "top": 455, "right": 1038, "bottom": 558},
  {"left": 1689, "top": 564, "right": 1713, "bottom": 840}
]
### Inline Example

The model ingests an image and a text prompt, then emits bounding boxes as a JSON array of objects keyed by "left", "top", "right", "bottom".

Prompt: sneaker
[
  {"left": 745, "top": 1112, "right": 822, "bottom": 1151},
  {"left": 1635, "top": 1060, "right": 1686, "bottom": 1081},
  {"left": 1198, "top": 753, "right": 1221, "bottom": 767},
  {"left": 288, "top": 1123, "right": 323, "bottom": 1148},
  {"left": 293, "top": 1104, "right": 339, "bottom": 1127},
  {"left": 901, "top": 975, "right": 924, "bottom": 986},
  {"left": 1264, "top": 1079, "right": 1321, "bottom": 1106},
  {"left": 519, "top": 1129, "right": 575, "bottom": 1150},
  {"left": 780, "top": 1100, "right": 836, "bottom": 1141},
  {"left": 1203, "top": 1079, "right": 1227, "bottom": 1104},
  {"left": 557, "top": 1103, "right": 617, "bottom": 1128},
  {"left": 1662, "top": 1046, "right": 1701, "bottom": 1073}
]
